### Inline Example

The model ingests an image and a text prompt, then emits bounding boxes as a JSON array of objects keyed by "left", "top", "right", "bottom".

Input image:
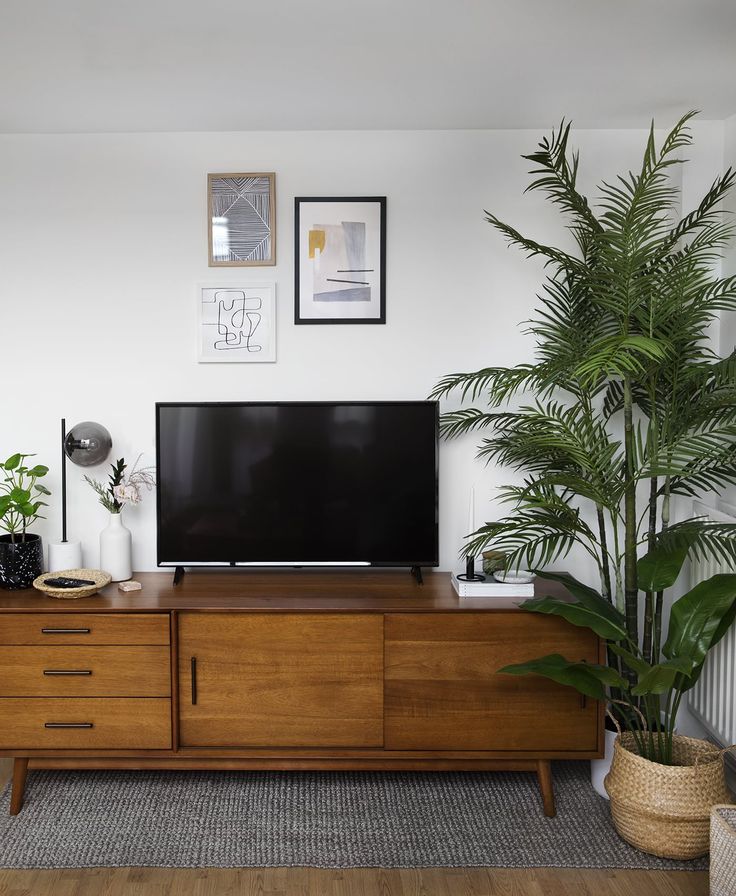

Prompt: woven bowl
[{"left": 32, "top": 568, "right": 111, "bottom": 600}]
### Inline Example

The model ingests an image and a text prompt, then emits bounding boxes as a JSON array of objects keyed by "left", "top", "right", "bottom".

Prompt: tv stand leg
[
  {"left": 173, "top": 566, "right": 186, "bottom": 586},
  {"left": 536, "top": 759, "right": 556, "bottom": 817},
  {"left": 10, "top": 758, "right": 28, "bottom": 816},
  {"left": 410, "top": 566, "right": 423, "bottom": 586}
]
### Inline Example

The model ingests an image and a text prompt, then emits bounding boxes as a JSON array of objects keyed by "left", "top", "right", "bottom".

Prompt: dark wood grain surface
[{"left": 0, "top": 570, "right": 570, "bottom": 613}]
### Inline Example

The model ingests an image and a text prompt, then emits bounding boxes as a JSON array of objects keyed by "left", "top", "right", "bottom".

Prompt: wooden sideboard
[{"left": 0, "top": 570, "right": 603, "bottom": 817}]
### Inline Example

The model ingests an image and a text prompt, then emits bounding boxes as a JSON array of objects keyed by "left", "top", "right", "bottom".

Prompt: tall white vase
[{"left": 99, "top": 512, "right": 132, "bottom": 582}]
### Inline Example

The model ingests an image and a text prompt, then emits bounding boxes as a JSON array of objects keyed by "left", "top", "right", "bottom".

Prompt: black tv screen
[{"left": 156, "top": 401, "right": 439, "bottom": 568}]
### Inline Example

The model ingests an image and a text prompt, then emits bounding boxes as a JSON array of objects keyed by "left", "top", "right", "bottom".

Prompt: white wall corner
[{"left": 720, "top": 113, "right": 736, "bottom": 359}]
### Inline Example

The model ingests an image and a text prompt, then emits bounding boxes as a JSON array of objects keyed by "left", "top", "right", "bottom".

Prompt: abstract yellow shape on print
[{"left": 309, "top": 229, "right": 326, "bottom": 259}]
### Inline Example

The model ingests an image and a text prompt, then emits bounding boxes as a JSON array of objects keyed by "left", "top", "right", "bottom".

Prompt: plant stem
[
  {"left": 609, "top": 510, "right": 625, "bottom": 614},
  {"left": 642, "top": 475, "right": 659, "bottom": 664},
  {"left": 596, "top": 504, "right": 613, "bottom": 602},
  {"left": 669, "top": 683, "right": 685, "bottom": 765},
  {"left": 622, "top": 375, "right": 639, "bottom": 646},
  {"left": 653, "top": 475, "right": 671, "bottom": 661}
]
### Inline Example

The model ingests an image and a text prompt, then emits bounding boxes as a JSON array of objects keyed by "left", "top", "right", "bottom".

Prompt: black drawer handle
[
  {"left": 191, "top": 656, "right": 197, "bottom": 705},
  {"left": 41, "top": 628, "right": 91, "bottom": 635},
  {"left": 44, "top": 722, "right": 94, "bottom": 729},
  {"left": 43, "top": 670, "right": 93, "bottom": 676}
]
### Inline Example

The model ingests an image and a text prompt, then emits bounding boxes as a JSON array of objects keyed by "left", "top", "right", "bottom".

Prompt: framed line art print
[
  {"left": 197, "top": 283, "right": 276, "bottom": 362},
  {"left": 208, "top": 173, "right": 276, "bottom": 266},
  {"left": 294, "top": 196, "right": 386, "bottom": 324}
]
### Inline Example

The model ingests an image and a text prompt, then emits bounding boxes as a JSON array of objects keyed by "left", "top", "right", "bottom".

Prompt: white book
[{"left": 451, "top": 573, "right": 535, "bottom": 599}]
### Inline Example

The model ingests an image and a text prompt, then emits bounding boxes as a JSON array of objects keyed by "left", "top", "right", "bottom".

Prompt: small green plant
[{"left": 0, "top": 453, "right": 51, "bottom": 542}]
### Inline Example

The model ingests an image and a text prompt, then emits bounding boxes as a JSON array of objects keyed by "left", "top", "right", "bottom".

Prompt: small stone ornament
[{"left": 118, "top": 580, "right": 142, "bottom": 592}]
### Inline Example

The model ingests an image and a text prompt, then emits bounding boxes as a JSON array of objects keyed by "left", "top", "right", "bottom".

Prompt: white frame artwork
[{"left": 197, "top": 283, "right": 276, "bottom": 363}]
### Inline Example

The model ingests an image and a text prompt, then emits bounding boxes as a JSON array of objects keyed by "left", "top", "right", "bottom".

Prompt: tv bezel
[{"left": 155, "top": 400, "right": 440, "bottom": 571}]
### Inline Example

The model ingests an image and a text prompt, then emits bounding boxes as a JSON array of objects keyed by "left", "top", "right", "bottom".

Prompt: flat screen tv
[{"left": 156, "top": 401, "right": 439, "bottom": 571}]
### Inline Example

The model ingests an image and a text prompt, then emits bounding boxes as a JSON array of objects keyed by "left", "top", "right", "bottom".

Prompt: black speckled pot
[{"left": 0, "top": 533, "right": 43, "bottom": 589}]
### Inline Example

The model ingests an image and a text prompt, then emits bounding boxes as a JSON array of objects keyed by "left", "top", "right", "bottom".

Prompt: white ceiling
[{"left": 2, "top": 0, "right": 735, "bottom": 134}]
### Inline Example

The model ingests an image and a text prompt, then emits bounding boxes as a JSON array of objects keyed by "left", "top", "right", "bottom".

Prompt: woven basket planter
[
  {"left": 603, "top": 732, "right": 732, "bottom": 859},
  {"left": 711, "top": 805, "right": 736, "bottom": 896}
]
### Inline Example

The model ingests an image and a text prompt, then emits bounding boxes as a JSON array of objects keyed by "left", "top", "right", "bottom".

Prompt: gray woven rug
[{"left": 0, "top": 763, "right": 707, "bottom": 870}]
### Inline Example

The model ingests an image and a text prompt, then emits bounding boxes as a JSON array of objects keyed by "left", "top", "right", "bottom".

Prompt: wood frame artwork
[{"left": 207, "top": 173, "right": 276, "bottom": 267}]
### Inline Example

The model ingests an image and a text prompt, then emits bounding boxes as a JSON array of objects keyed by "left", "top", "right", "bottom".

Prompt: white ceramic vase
[{"left": 99, "top": 512, "right": 132, "bottom": 582}]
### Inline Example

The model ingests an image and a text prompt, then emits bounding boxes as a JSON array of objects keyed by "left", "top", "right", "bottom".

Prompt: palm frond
[
  {"left": 653, "top": 519, "right": 736, "bottom": 567},
  {"left": 484, "top": 213, "right": 584, "bottom": 274}
]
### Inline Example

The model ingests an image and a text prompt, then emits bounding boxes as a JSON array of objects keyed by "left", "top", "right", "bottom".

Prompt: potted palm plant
[
  {"left": 0, "top": 453, "right": 51, "bottom": 589},
  {"left": 433, "top": 112, "right": 736, "bottom": 859}
]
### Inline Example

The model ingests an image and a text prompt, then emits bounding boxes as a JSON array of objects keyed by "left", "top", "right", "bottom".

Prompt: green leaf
[
  {"left": 0, "top": 495, "right": 11, "bottom": 514},
  {"left": 709, "top": 597, "right": 736, "bottom": 653},
  {"left": 531, "top": 570, "right": 628, "bottom": 638},
  {"left": 28, "top": 465, "right": 48, "bottom": 477},
  {"left": 663, "top": 574, "right": 736, "bottom": 678},
  {"left": 637, "top": 542, "right": 689, "bottom": 591},
  {"left": 3, "top": 454, "right": 21, "bottom": 471},
  {"left": 19, "top": 503, "right": 36, "bottom": 516},
  {"left": 499, "top": 653, "right": 627, "bottom": 700},
  {"left": 35, "top": 484, "right": 51, "bottom": 495},
  {"left": 9, "top": 487, "right": 30, "bottom": 504},
  {"left": 684, "top": 585, "right": 736, "bottom": 691},
  {"left": 608, "top": 643, "right": 649, "bottom": 676},
  {"left": 520, "top": 596, "right": 628, "bottom": 641},
  {"left": 632, "top": 657, "right": 695, "bottom": 696}
]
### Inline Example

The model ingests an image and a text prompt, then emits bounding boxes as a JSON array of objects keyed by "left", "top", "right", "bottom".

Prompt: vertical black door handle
[
  {"left": 579, "top": 658, "right": 587, "bottom": 709},
  {"left": 191, "top": 656, "right": 197, "bottom": 705}
]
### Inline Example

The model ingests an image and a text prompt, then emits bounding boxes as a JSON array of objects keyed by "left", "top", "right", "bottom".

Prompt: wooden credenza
[{"left": 0, "top": 571, "right": 603, "bottom": 816}]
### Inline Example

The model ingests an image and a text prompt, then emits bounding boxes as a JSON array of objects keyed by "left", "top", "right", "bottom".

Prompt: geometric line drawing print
[
  {"left": 208, "top": 173, "right": 276, "bottom": 267},
  {"left": 214, "top": 291, "right": 263, "bottom": 352},
  {"left": 198, "top": 283, "right": 276, "bottom": 363}
]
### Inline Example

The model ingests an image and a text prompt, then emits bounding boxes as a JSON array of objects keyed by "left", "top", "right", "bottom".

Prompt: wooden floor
[{"left": 0, "top": 759, "right": 708, "bottom": 896}]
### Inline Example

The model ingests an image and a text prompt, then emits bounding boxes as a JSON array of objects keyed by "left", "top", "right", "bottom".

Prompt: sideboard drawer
[
  {"left": 0, "top": 646, "right": 171, "bottom": 697},
  {"left": 0, "top": 698, "right": 172, "bottom": 749},
  {"left": 0, "top": 614, "right": 170, "bottom": 646}
]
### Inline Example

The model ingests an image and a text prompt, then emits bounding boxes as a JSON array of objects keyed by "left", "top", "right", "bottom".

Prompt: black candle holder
[{"left": 456, "top": 555, "right": 486, "bottom": 582}]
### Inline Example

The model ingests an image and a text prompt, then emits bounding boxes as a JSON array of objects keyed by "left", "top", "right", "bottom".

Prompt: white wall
[
  {"left": 0, "top": 124, "right": 725, "bottom": 579},
  {"left": 721, "top": 113, "right": 736, "bottom": 356}
]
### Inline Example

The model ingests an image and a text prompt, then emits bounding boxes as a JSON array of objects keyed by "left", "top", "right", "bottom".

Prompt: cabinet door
[
  {"left": 178, "top": 613, "right": 383, "bottom": 747},
  {"left": 385, "top": 613, "right": 600, "bottom": 752}
]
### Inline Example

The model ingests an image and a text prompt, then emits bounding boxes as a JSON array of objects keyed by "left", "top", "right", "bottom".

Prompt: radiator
[{"left": 686, "top": 501, "right": 736, "bottom": 746}]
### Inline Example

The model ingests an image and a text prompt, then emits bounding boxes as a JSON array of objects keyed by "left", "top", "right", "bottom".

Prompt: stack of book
[{"left": 451, "top": 573, "right": 534, "bottom": 606}]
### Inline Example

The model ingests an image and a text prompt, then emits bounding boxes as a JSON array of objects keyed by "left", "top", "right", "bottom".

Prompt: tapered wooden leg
[
  {"left": 536, "top": 759, "right": 556, "bottom": 817},
  {"left": 10, "top": 758, "right": 28, "bottom": 816}
]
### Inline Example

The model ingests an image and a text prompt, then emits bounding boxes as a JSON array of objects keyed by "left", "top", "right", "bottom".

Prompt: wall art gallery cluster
[{"left": 199, "top": 173, "right": 387, "bottom": 363}]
